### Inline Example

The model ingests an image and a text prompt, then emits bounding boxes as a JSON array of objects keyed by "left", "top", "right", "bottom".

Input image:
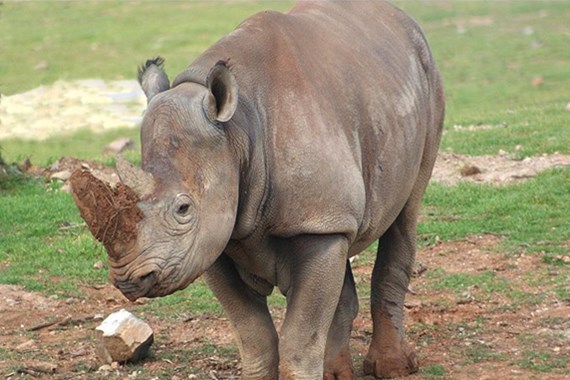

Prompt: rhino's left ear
[
  {"left": 203, "top": 60, "right": 238, "bottom": 123},
  {"left": 138, "top": 57, "right": 170, "bottom": 104}
]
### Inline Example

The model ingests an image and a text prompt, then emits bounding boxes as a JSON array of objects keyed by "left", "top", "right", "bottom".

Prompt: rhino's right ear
[
  {"left": 137, "top": 57, "right": 170, "bottom": 104},
  {"left": 203, "top": 60, "right": 238, "bottom": 123}
]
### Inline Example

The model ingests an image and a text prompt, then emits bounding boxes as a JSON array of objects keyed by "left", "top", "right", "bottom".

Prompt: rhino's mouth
[{"left": 113, "top": 270, "right": 158, "bottom": 301}]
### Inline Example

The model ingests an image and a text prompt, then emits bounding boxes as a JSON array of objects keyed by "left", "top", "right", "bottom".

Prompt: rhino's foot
[
  {"left": 363, "top": 339, "right": 418, "bottom": 379},
  {"left": 323, "top": 345, "right": 354, "bottom": 380}
]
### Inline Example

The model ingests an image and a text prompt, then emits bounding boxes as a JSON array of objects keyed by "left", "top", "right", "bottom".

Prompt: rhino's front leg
[
  {"left": 204, "top": 254, "right": 279, "bottom": 380},
  {"left": 279, "top": 234, "right": 348, "bottom": 380},
  {"left": 324, "top": 263, "right": 358, "bottom": 380}
]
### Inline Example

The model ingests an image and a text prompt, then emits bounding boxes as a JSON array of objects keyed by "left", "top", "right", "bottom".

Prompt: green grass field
[{"left": 1, "top": 1, "right": 569, "bottom": 378}]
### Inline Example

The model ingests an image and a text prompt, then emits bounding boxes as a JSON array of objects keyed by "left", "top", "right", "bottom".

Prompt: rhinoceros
[{"left": 70, "top": 1, "right": 444, "bottom": 379}]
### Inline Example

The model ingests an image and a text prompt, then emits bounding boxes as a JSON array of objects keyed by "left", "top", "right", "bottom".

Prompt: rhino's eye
[
  {"left": 176, "top": 203, "right": 190, "bottom": 216},
  {"left": 172, "top": 193, "right": 194, "bottom": 224}
]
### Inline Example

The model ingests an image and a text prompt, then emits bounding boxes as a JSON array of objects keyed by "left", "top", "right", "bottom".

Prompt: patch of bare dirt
[
  {"left": 431, "top": 151, "right": 570, "bottom": 185},
  {"left": 2, "top": 236, "right": 569, "bottom": 379},
  {"left": 0, "top": 80, "right": 145, "bottom": 141}
]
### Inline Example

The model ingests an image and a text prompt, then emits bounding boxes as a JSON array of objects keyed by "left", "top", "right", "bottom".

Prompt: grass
[
  {"left": 420, "top": 168, "right": 570, "bottom": 256},
  {"left": 0, "top": 1, "right": 293, "bottom": 96},
  {"left": 429, "top": 270, "right": 510, "bottom": 296},
  {"left": 2, "top": 127, "right": 141, "bottom": 167},
  {"left": 1, "top": 1, "right": 570, "bottom": 378},
  {"left": 0, "top": 177, "right": 107, "bottom": 294},
  {"left": 515, "top": 350, "right": 570, "bottom": 373},
  {"left": 420, "top": 364, "right": 447, "bottom": 379}
]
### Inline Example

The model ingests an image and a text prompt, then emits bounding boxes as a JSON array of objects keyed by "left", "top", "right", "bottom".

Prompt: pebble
[{"left": 51, "top": 170, "right": 72, "bottom": 181}]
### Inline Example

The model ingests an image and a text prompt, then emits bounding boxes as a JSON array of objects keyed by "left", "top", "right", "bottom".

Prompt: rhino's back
[{"left": 184, "top": 1, "right": 444, "bottom": 246}]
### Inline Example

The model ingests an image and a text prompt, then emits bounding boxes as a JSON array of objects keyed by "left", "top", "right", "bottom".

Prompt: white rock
[
  {"left": 50, "top": 170, "right": 71, "bottom": 181},
  {"left": 95, "top": 309, "right": 153, "bottom": 363}
]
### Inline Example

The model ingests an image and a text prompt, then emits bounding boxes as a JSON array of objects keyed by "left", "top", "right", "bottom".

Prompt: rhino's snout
[{"left": 114, "top": 270, "right": 159, "bottom": 301}]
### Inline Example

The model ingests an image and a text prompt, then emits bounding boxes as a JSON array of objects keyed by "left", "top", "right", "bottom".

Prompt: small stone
[
  {"left": 522, "top": 26, "right": 534, "bottom": 36},
  {"left": 459, "top": 164, "right": 481, "bottom": 177},
  {"left": 531, "top": 75, "right": 544, "bottom": 86},
  {"left": 50, "top": 160, "right": 61, "bottom": 171},
  {"left": 16, "top": 339, "right": 36, "bottom": 351},
  {"left": 404, "top": 299, "right": 422, "bottom": 309},
  {"left": 104, "top": 137, "right": 134, "bottom": 155},
  {"left": 95, "top": 309, "right": 154, "bottom": 364},
  {"left": 565, "top": 102, "right": 570, "bottom": 112},
  {"left": 93, "top": 261, "right": 104, "bottom": 269},
  {"left": 51, "top": 170, "right": 71, "bottom": 181},
  {"left": 515, "top": 144, "right": 523, "bottom": 152},
  {"left": 34, "top": 61, "right": 49, "bottom": 71},
  {"left": 27, "top": 361, "right": 57, "bottom": 374},
  {"left": 98, "top": 364, "right": 112, "bottom": 373},
  {"left": 498, "top": 149, "right": 508, "bottom": 157}
]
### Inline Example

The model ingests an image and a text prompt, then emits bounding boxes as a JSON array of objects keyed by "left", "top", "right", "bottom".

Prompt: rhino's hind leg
[
  {"left": 364, "top": 203, "right": 420, "bottom": 379},
  {"left": 203, "top": 254, "right": 278, "bottom": 380},
  {"left": 323, "top": 263, "right": 358, "bottom": 380}
]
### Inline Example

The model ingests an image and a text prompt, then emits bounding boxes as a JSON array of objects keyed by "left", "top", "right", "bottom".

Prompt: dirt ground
[
  {"left": 2, "top": 150, "right": 570, "bottom": 379},
  {"left": 1, "top": 234, "right": 569, "bottom": 379}
]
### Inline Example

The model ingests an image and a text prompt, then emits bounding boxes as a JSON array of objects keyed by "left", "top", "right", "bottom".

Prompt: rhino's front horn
[
  {"left": 69, "top": 169, "right": 143, "bottom": 261},
  {"left": 116, "top": 155, "right": 155, "bottom": 199}
]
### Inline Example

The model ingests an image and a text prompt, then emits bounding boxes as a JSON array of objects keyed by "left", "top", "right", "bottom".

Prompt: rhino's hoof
[
  {"left": 324, "top": 344, "right": 354, "bottom": 380},
  {"left": 323, "top": 368, "right": 354, "bottom": 380},
  {"left": 363, "top": 344, "right": 418, "bottom": 379}
]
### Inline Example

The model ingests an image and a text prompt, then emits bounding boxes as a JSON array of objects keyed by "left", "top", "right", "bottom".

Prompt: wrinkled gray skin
[{"left": 110, "top": 1, "right": 444, "bottom": 379}]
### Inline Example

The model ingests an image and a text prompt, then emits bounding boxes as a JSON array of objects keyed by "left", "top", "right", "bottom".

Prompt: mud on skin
[{"left": 69, "top": 169, "right": 142, "bottom": 260}]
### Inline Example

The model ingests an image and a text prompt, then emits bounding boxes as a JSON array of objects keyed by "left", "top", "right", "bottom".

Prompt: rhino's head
[{"left": 71, "top": 58, "right": 240, "bottom": 301}]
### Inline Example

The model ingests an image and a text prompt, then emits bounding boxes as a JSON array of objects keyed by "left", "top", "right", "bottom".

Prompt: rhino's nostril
[{"left": 138, "top": 271, "right": 158, "bottom": 289}]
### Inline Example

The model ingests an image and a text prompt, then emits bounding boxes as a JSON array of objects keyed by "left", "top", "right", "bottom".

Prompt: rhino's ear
[
  {"left": 138, "top": 57, "right": 170, "bottom": 104},
  {"left": 203, "top": 60, "right": 238, "bottom": 123}
]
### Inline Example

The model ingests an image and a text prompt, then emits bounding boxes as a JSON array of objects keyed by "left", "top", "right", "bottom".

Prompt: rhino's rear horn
[
  {"left": 138, "top": 56, "right": 170, "bottom": 103},
  {"left": 116, "top": 155, "right": 155, "bottom": 198}
]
